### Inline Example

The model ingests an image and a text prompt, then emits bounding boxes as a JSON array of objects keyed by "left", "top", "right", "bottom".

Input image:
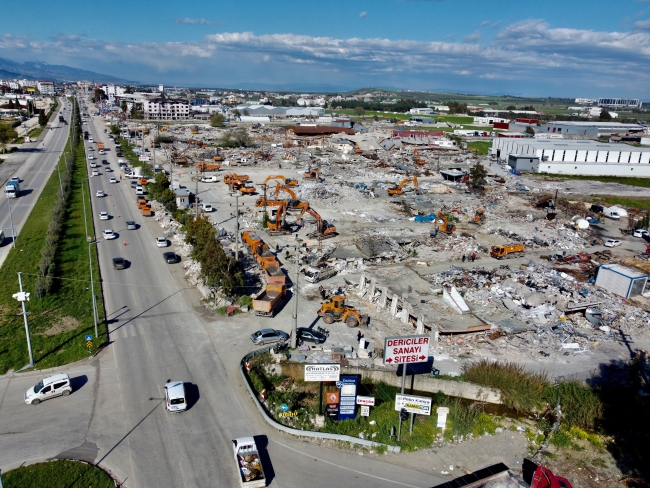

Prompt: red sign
[
  {"left": 326, "top": 391, "right": 340, "bottom": 405},
  {"left": 383, "top": 334, "right": 430, "bottom": 365}
]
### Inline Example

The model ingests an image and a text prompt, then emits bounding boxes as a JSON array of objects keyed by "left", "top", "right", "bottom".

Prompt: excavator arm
[
  {"left": 388, "top": 176, "right": 419, "bottom": 195},
  {"left": 273, "top": 183, "right": 297, "bottom": 200}
]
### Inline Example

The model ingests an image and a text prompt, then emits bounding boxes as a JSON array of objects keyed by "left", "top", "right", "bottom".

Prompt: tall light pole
[
  {"left": 291, "top": 239, "right": 301, "bottom": 349},
  {"left": 13, "top": 273, "right": 34, "bottom": 367},
  {"left": 81, "top": 180, "right": 99, "bottom": 338},
  {"left": 7, "top": 196, "right": 16, "bottom": 248}
]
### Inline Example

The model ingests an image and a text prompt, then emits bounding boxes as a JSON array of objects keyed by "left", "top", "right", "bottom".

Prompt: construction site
[{"left": 128, "top": 119, "right": 650, "bottom": 381}]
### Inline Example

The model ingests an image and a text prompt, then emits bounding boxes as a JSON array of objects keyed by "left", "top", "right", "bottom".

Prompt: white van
[
  {"left": 164, "top": 381, "right": 187, "bottom": 412},
  {"left": 25, "top": 373, "right": 72, "bottom": 405},
  {"left": 135, "top": 186, "right": 144, "bottom": 195},
  {"left": 603, "top": 208, "right": 621, "bottom": 220}
]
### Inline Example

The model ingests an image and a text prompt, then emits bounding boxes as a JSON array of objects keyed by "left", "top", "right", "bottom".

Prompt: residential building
[
  {"left": 409, "top": 107, "right": 434, "bottom": 115},
  {"left": 143, "top": 98, "right": 191, "bottom": 120},
  {"left": 37, "top": 81, "right": 55, "bottom": 95}
]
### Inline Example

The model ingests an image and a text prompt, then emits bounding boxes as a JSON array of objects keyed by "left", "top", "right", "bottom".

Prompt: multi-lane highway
[
  {"left": 23, "top": 98, "right": 440, "bottom": 487},
  {"left": 0, "top": 98, "right": 72, "bottom": 267}
]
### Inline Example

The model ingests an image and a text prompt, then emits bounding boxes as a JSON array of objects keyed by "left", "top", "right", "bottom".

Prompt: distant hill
[{"left": 0, "top": 57, "right": 136, "bottom": 84}]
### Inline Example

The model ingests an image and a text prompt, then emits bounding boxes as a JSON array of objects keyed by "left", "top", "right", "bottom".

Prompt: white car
[
  {"left": 96, "top": 190, "right": 105, "bottom": 197},
  {"left": 99, "top": 211, "right": 109, "bottom": 220},
  {"left": 156, "top": 236, "right": 168, "bottom": 247},
  {"left": 89, "top": 138, "right": 94, "bottom": 143},
  {"left": 202, "top": 203, "right": 213, "bottom": 212},
  {"left": 24, "top": 373, "right": 72, "bottom": 405},
  {"left": 99, "top": 150, "right": 105, "bottom": 155},
  {"left": 164, "top": 381, "right": 187, "bottom": 413},
  {"left": 109, "top": 177, "right": 117, "bottom": 184},
  {"left": 91, "top": 169, "right": 99, "bottom": 177},
  {"left": 102, "top": 229, "right": 116, "bottom": 240},
  {"left": 90, "top": 162, "right": 97, "bottom": 168},
  {"left": 604, "top": 239, "right": 622, "bottom": 247},
  {"left": 105, "top": 167, "right": 113, "bottom": 172},
  {"left": 633, "top": 229, "right": 648, "bottom": 238},
  {"left": 88, "top": 154, "right": 95, "bottom": 160}
]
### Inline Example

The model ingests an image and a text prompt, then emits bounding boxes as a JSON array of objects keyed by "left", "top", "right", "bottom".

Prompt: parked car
[
  {"left": 130, "top": 180, "right": 138, "bottom": 188},
  {"left": 163, "top": 251, "right": 178, "bottom": 264},
  {"left": 113, "top": 257, "right": 126, "bottom": 269},
  {"left": 633, "top": 229, "right": 649, "bottom": 238},
  {"left": 102, "top": 229, "right": 116, "bottom": 240},
  {"left": 99, "top": 211, "right": 109, "bottom": 220},
  {"left": 96, "top": 190, "right": 105, "bottom": 197},
  {"left": 24, "top": 373, "right": 72, "bottom": 405},
  {"left": 604, "top": 239, "right": 622, "bottom": 247},
  {"left": 126, "top": 221, "right": 137, "bottom": 230},
  {"left": 297, "top": 327, "right": 327, "bottom": 344},
  {"left": 250, "top": 328, "right": 290, "bottom": 345},
  {"left": 164, "top": 381, "right": 187, "bottom": 413},
  {"left": 156, "top": 236, "right": 168, "bottom": 247}
]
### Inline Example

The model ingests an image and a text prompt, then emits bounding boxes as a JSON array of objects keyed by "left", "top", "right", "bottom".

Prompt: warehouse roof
[
  {"left": 499, "top": 139, "right": 650, "bottom": 153},
  {"left": 600, "top": 264, "right": 647, "bottom": 279},
  {"left": 546, "top": 121, "right": 643, "bottom": 129}
]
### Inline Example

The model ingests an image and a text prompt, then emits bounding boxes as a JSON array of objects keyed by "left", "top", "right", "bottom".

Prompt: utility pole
[
  {"left": 15, "top": 273, "right": 34, "bottom": 367},
  {"left": 291, "top": 239, "right": 301, "bottom": 349},
  {"left": 81, "top": 181, "right": 99, "bottom": 337},
  {"left": 7, "top": 196, "right": 16, "bottom": 249},
  {"left": 195, "top": 177, "right": 199, "bottom": 219},
  {"left": 235, "top": 195, "right": 240, "bottom": 261}
]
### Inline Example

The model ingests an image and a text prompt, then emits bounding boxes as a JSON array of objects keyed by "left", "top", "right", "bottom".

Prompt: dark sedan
[
  {"left": 113, "top": 257, "right": 126, "bottom": 270},
  {"left": 250, "top": 329, "right": 290, "bottom": 345},
  {"left": 297, "top": 327, "right": 327, "bottom": 344},
  {"left": 163, "top": 252, "right": 178, "bottom": 264}
]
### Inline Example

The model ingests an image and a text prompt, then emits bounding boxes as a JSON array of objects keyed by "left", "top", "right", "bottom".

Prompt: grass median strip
[
  {"left": 3, "top": 460, "right": 115, "bottom": 488},
  {"left": 0, "top": 100, "right": 105, "bottom": 374}
]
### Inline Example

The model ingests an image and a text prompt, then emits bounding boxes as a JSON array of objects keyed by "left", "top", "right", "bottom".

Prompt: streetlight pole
[
  {"left": 291, "top": 239, "right": 301, "bottom": 349},
  {"left": 16, "top": 272, "right": 34, "bottom": 367},
  {"left": 81, "top": 180, "right": 99, "bottom": 338},
  {"left": 7, "top": 196, "right": 16, "bottom": 248}
]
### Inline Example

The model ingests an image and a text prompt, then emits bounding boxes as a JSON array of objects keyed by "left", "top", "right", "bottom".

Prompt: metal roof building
[
  {"left": 491, "top": 138, "right": 650, "bottom": 176},
  {"left": 544, "top": 121, "right": 644, "bottom": 137}
]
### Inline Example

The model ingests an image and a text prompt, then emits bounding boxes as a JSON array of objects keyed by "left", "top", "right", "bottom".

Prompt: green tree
[
  {"left": 599, "top": 109, "right": 612, "bottom": 121},
  {"left": 524, "top": 126, "right": 535, "bottom": 136},
  {"left": 120, "top": 101, "right": 128, "bottom": 114},
  {"left": 210, "top": 113, "right": 225, "bottom": 127},
  {"left": 109, "top": 124, "right": 120, "bottom": 135},
  {"left": 506, "top": 105, "right": 517, "bottom": 110},
  {"left": 469, "top": 161, "right": 488, "bottom": 189},
  {"left": 6, "top": 99, "right": 13, "bottom": 109},
  {"left": 38, "top": 110, "right": 48, "bottom": 127},
  {"left": 0, "top": 122, "right": 18, "bottom": 153},
  {"left": 232, "top": 109, "right": 241, "bottom": 118},
  {"left": 131, "top": 108, "right": 143, "bottom": 120},
  {"left": 353, "top": 106, "right": 365, "bottom": 116}
]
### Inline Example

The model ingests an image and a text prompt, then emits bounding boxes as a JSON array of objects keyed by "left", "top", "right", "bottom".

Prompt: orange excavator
[
  {"left": 469, "top": 208, "right": 485, "bottom": 225},
  {"left": 263, "top": 175, "right": 298, "bottom": 187},
  {"left": 304, "top": 168, "right": 323, "bottom": 180},
  {"left": 388, "top": 176, "right": 418, "bottom": 196},
  {"left": 273, "top": 183, "right": 297, "bottom": 201},
  {"left": 354, "top": 142, "right": 362, "bottom": 154},
  {"left": 239, "top": 184, "right": 256, "bottom": 194},
  {"left": 431, "top": 212, "right": 456, "bottom": 236},
  {"left": 414, "top": 149, "right": 425, "bottom": 165},
  {"left": 296, "top": 204, "right": 337, "bottom": 239},
  {"left": 265, "top": 200, "right": 291, "bottom": 235}
]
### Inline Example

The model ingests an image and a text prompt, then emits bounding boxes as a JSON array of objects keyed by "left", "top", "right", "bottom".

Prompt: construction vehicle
[
  {"left": 388, "top": 176, "right": 418, "bottom": 196},
  {"left": 317, "top": 295, "right": 365, "bottom": 328},
  {"left": 197, "top": 161, "right": 221, "bottom": 172},
  {"left": 239, "top": 184, "right": 256, "bottom": 195},
  {"left": 213, "top": 148, "right": 223, "bottom": 162},
  {"left": 491, "top": 243, "right": 525, "bottom": 259},
  {"left": 413, "top": 149, "right": 425, "bottom": 165},
  {"left": 304, "top": 265, "right": 337, "bottom": 283},
  {"left": 430, "top": 212, "right": 456, "bottom": 236},
  {"left": 304, "top": 168, "right": 322, "bottom": 180},
  {"left": 97, "top": 141, "right": 105, "bottom": 150},
  {"left": 263, "top": 175, "right": 298, "bottom": 187},
  {"left": 296, "top": 205, "right": 337, "bottom": 239},
  {"left": 469, "top": 208, "right": 485, "bottom": 225},
  {"left": 265, "top": 201, "right": 291, "bottom": 235},
  {"left": 139, "top": 177, "right": 148, "bottom": 186},
  {"left": 232, "top": 437, "right": 266, "bottom": 488},
  {"left": 263, "top": 265, "right": 286, "bottom": 285},
  {"left": 224, "top": 174, "right": 249, "bottom": 185},
  {"left": 354, "top": 142, "right": 362, "bottom": 154},
  {"left": 191, "top": 125, "right": 199, "bottom": 134},
  {"left": 273, "top": 183, "right": 297, "bottom": 201},
  {"left": 253, "top": 284, "right": 286, "bottom": 317}
]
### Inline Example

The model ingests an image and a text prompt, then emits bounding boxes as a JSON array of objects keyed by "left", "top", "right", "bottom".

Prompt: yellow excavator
[
  {"left": 296, "top": 204, "right": 337, "bottom": 239},
  {"left": 469, "top": 208, "right": 486, "bottom": 225},
  {"left": 273, "top": 183, "right": 297, "bottom": 201},
  {"left": 263, "top": 175, "right": 298, "bottom": 187},
  {"left": 355, "top": 142, "right": 362, "bottom": 154},
  {"left": 388, "top": 176, "right": 418, "bottom": 196},
  {"left": 431, "top": 212, "right": 456, "bottom": 236},
  {"left": 414, "top": 149, "right": 425, "bottom": 165},
  {"left": 265, "top": 200, "right": 291, "bottom": 235}
]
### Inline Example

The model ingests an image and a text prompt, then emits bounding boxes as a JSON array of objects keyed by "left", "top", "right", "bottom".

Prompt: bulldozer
[
  {"left": 430, "top": 212, "right": 456, "bottom": 236},
  {"left": 388, "top": 176, "right": 418, "bottom": 196},
  {"left": 469, "top": 208, "right": 485, "bottom": 225},
  {"left": 318, "top": 295, "right": 366, "bottom": 328}
]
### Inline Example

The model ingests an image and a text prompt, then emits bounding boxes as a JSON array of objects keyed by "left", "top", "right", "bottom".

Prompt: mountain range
[{"left": 0, "top": 57, "right": 136, "bottom": 84}]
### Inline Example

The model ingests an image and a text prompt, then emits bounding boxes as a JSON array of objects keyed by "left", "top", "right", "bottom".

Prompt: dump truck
[
  {"left": 242, "top": 230, "right": 264, "bottom": 251},
  {"left": 139, "top": 177, "right": 148, "bottom": 186},
  {"left": 141, "top": 206, "right": 152, "bottom": 217},
  {"left": 255, "top": 249, "right": 280, "bottom": 270},
  {"left": 263, "top": 265, "right": 286, "bottom": 285},
  {"left": 318, "top": 295, "right": 365, "bottom": 328},
  {"left": 491, "top": 243, "right": 525, "bottom": 259},
  {"left": 253, "top": 285, "right": 286, "bottom": 317},
  {"left": 303, "top": 266, "right": 337, "bottom": 283},
  {"left": 97, "top": 142, "right": 105, "bottom": 150},
  {"left": 198, "top": 162, "right": 221, "bottom": 172},
  {"left": 232, "top": 437, "right": 266, "bottom": 488}
]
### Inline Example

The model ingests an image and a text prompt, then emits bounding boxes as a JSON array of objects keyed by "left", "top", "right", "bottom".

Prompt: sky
[{"left": 2, "top": 0, "right": 650, "bottom": 97}]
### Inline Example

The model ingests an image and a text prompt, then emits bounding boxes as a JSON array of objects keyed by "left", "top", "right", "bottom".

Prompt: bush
[{"left": 545, "top": 381, "right": 603, "bottom": 431}]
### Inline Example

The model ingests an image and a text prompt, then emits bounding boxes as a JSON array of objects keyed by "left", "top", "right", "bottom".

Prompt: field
[
  {"left": 3, "top": 460, "right": 115, "bottom": 488},
  {"left": 0, "top": 103, "right": 105, "bottom": 374}
]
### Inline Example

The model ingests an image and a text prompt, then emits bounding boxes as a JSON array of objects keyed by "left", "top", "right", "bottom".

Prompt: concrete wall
[{"left": 341, "top": 366, "right": 502, "bottom": 404}]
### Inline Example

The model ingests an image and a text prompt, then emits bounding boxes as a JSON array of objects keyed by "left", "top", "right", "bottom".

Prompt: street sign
[
  {"left": 338, "top": 376, "right": 358, "bottom": 420},
  {"left": 280, "top": 403, "right": 289, "bottom": 412},
  {"left": 356, "top": 396, "right": 375, "bottom": 406},
  {"left": 86, "top": 340, "right": 93, "bottom": 349},
  {"left": 85, "top": 335, "right": 93, "bottom": 342},
  {"left": 360, "top": 405, "right": 370, "bottom": 417},
  {"left": 395, "top": 394, "right": 432, "bottom": 416},
  {"left": 304, "top": 363, "right": 340, "bottom": 382},
  {"left": 383, "top": 334, "right": 430, "bottom": 365}
]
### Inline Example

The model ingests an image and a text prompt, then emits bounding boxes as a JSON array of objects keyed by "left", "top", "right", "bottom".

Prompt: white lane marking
[{"left": 272, "top": 440, "right": 424, "bottom": 487}]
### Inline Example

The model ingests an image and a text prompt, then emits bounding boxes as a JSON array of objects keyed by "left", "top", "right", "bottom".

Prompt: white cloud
[
  {"left": 633, "top": 19, "right": 650, "bottom": 30},
  {"left": 174, "top": 18, "right": 223, "bottom": 26},
  {"left": 463, "top": 31, "right": 481, "bottom": 43},
  {"left": 480, "top": 20, "right": 491, "bottom": 27},
  {"left": 359, "top": 11, "right": 367, "bottom": 18}
]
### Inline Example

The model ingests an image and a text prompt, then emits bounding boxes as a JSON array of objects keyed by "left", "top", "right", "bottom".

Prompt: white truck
[
  {"left": 232, "top": 437, "right": 266, "bottom": 488},
  {"left": 603, "top": 207, "right": 621, "bottom": 220},
  {"left": 125, "top": 168, "right": 142, "bottom": 179},
  {"left": 303, "top": 265, "right": 337, "bottom": 283}
]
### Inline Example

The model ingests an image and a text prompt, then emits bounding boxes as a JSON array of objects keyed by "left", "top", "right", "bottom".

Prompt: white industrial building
[
  {"left": 598, "top": 98, "right": 640, "bottom": 108},
  {"left": 543, "top": 121, "right": 644, "bottom": 137},
  {"left": 491, "top": 138, "right": 650, "bottom": 176}
]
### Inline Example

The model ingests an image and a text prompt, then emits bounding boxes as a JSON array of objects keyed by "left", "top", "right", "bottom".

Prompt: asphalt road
[
  {"left": 17, "top": 101, "right": 440, "bottom": 487},
  {"left": 0, "top": 98, "right": 72, "bottom": 267}
]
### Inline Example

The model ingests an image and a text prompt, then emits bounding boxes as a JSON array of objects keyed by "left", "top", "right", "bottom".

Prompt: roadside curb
[{"left": 240, "top": 347, "right": 401, "bottom": 453}]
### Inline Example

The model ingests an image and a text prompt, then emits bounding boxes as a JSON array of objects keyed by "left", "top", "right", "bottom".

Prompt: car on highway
[
  {"left": 89, "top": 138, "right": 93, "bottom": 143},
  {"left": 203, "top": 203, "right": 213, "bottom": 212},
  {"left": 88, "top": 154, "right": 95, "bottom": 160},
  {"left": 90, "top": 162, "right": 97, "bottom": 168},
  {"left": 126, "top": 221, "right": 137, "bottom": 230},
  {"left": 633, "top": 229, "right": 649, "bottom": 238},
  {"left": 99, "top": 211, "right": 109, "bottom": 220},
  {"left": 102, "top": 229, "right": 116, "bottom": 240},
  {"left": 11, "top": 176, "right": 20, "bottom": 182},
  {"left": 96, "top": 190, "right": 105, "bottom": 197},
  {"left": 105, "top": 167, "right": 113, "bottom": 172},
  {"left": 130, "top": 180, "right": 138, "bottom": 188},
  {"left": 135, "top": 186, "right": 144, "bottom": 195},
  {"left": 102, "top": 159, "right": 108, "bottom": 164},
  {"left": 99, "top": 150, "right": 105, "bottom": 155},
  {"left": 164, "top": 381, "right": 187, "bottom": 413},
  {"left": 156, "top": 236, "right": 168, "bottom": 247},
  {"left": 24, "top": 373, "right": 72, "bottom": 406},
  {"left": 91, "top": 169, "right": 99, "bottom": 177},
  {"left": 109, "top": 177, "right": 117, "bottom": 184},
  {"left": 296, "top": 327, "right": 327, "bottom": 344},
  {"left": 112, "top": 257, "right": 126, "bottom": 270},
  {"left": 604, "top": 239, "right": 622, "bottom": 247},
  {"left": 87, "top": 146, "right": 94, "bottom": 151},
  {"left": 250, "top": 328, "right": 290, "bottom": 345},
  {"left": 163, "top": 252, "right": 178, "bottom": 264}
]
